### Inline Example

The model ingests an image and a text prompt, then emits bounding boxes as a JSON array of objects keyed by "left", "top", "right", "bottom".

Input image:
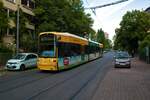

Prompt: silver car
[
  {"left": 114, "top": 51, "right": 131, "bottom": 68},
  {"left": 5, "top": 53, "right": 38, "bottom": 70}
]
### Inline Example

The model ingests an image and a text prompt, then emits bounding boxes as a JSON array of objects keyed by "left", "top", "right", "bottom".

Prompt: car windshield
[
  {"left": 13, "top": 54, "right": 26, "bottom": 60},
  {"left": 115, "top": 52, "right": 129, "bottom": 59}
]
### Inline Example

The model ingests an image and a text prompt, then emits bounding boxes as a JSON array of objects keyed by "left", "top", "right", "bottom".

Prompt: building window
[
  {"left": 25, "top": 13, "right": 35, "bottom": 24},
  {"left": 29, "top": 0, "right": 35, "bottom": 9},
  {"left": 21, "top": 0, "right": 28, "bottom": 6},
  {"left": 21, "top": 0, "right": 35, "bottom": 9},
  {"left": 7, "top": 28, "right": 15, "bottom": 36},
  {"left": 8, "top": 9, "right": 16, "bottom": 19}
]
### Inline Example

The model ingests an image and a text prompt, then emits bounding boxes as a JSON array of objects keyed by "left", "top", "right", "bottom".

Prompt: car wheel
[{"left": 20, "top": 64, "right": 25, "bottom": 71}]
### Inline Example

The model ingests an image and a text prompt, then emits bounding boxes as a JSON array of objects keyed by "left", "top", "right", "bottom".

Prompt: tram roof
[
  {"left": 89, "top": 40, "right": 99, "bottom": 45},
  {"left": 39, "top": 32, "right": 88, "bottom": 42},
  {"left": 39, "top": 32, "right": 103, "bottom": 47},
  {"left": 89, "top": 40, "right": 103, "bottom": 47}
]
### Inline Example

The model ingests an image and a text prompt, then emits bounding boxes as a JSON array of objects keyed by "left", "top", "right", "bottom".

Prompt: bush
[
  {"left": 0, "top": 53, "right": 12, "bottom": 66},
  {"left": 0, "top": 44, "right": 13, "bottom": 53}
]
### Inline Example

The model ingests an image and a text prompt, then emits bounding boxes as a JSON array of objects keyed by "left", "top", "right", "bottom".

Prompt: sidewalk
[{"left": 93, "top": 57, "right": 150, "bottom": 100}]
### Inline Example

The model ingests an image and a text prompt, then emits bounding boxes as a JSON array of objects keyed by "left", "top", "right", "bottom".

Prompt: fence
[{"left": 139, "top": 46, "right": 150, "bottom": 64}]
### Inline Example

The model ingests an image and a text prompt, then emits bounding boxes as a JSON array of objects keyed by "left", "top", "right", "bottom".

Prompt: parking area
[{"left": 93, "top": 57, "right": 150, "bottom": 100}]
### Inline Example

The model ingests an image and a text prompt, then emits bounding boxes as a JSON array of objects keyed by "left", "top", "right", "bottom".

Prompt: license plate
[{"left": 120, "top": 63, "right": 126, "bottom": 65}]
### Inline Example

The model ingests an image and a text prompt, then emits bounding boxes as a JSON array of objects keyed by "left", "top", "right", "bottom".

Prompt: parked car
[
  {"left": 5, "top": 53, "right": 38, "bottom": 70},
  {"left": 114, "top": 51, "right": 131, "bottom": 68}
]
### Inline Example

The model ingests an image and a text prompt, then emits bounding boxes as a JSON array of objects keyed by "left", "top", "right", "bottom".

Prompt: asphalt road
[{"left": 0, "top": 52, "right": 114, "bottom": 100}]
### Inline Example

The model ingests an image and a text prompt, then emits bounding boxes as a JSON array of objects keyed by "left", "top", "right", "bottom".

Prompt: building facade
[{"left": 1, "top": 0, "right": 35, "bottom": 45}]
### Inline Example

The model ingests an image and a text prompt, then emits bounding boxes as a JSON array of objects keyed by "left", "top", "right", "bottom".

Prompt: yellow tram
[{"left": 37, "top": 32, "right": 103, "bottom": 71}]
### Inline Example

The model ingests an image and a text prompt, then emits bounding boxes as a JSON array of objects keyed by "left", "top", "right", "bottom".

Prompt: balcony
[
  {"left": 6, "top": 0, "right": 16, "bottom": 4},
  {"left": 21, "top": 0, "right": 35, "bottom": 16},
  {"left": 21, "top": 0, "right": 35, "bottom": 10},
  {"left": 25, "top": 22, "right": 35, "bottom": 30},
  {"left": 2, "top": 0, "right": 17, "bottom": 11}
]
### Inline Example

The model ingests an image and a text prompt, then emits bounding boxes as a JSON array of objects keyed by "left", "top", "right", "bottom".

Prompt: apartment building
[{"left": 1, "top": 0, "right": 35, "bottom": 45}]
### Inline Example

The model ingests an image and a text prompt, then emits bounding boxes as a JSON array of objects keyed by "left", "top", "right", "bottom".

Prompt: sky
[{"left": 82, "top": 0, "right": 150, "bottom": 40}]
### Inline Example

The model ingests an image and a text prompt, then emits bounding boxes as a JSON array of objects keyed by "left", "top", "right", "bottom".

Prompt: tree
[
  {"left": 105, "top": 39, "right": 112, "bottom": 49},
  {"left": 96, "top": 28, "right": 105, "bottom": 45},
  {"left": 114, "top": 10, "right": 150, "bottom": 53},
  {"left": 138, "top": 34, "right": 150, "bottom": 60},
  {"left": 17, "top": 9, "right": 37, "bottom": 52},
  {"left": 34, "top": 0, "right": 93, "bottom": 36},
  {"left": 88, "top": 28, "right": 96, "bottom": 41},
  {"left": 0, "top": 1, "right": 8, "bottom": 40},
  {"left": 139, "top": 34, "right": 150, "bottom": 50}
]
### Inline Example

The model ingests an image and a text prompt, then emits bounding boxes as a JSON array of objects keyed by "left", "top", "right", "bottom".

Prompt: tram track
[
  {"left": 0, "top": 71, "right": 53, "bottom": 93},
  {"left": 28, "top": 53, "right": 113, "bottom": 100},
  {"left": 70, "top": 55, "right": 113, "bottom": 100},
  {"left": 0, "top": 58, "right": 100, "bottom": 96},
  {"left": 0, "top": 69, "right": 39, "bottom": 84},
  {"left": 71, "top": 62, "right": 112, "bottom": 100},
  {"left": 69, "top": 63, "right": 109, "bottom": 100},
  {"left": 26, "top": 58, "right": 103, "bottom": 100}
]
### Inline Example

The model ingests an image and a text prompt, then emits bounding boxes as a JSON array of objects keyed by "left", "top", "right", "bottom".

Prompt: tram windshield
[{"left": 39, "top": 34, "right": 55, "bottom": 58}]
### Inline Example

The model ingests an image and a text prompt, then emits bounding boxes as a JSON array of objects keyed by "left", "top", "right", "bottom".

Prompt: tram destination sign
[{"left": 40, "top": 34, "right": 54, "bottom": 42}]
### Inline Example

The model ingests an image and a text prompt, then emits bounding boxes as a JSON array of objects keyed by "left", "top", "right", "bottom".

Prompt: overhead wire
[{"left": 84, "top": 0, "right": 103, "bottom": 29}]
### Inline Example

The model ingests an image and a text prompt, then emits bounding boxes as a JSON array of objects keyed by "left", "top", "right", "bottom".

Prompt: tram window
[
  {"left": 58, "top": 42, "right": 81, "bottom": 57},
  {"left": 70, "top": 44, "right": 81, "bottom": 56},
  {"left": 85, "top": 46, "right": 89, "bottom": 54},
  {"left": 89, "top": 46, "right": 93, "bottom": 53},
  {"left": 58, "top": 43, "right": 65, "bottom": 57}
]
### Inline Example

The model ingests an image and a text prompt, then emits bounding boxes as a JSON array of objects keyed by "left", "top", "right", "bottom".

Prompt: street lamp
[{"left": 16, "top": 4, "right": 20, "bottom": 54}]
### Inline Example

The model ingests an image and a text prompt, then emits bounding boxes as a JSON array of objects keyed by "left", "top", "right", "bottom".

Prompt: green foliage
[
  {"left": 88, "top": 28, "right": 96, "bottom": 41},
  {"left": 105, "top": 39, "right": 112, "bottom": 49},
  {"left": 17, "top": 9, "right": 37, "bottom": 52},
  {"left": 96, "top": 28, "right": 105, "bottom": 44},
  {"left": 20, "top": 33, "right": 37, "bottom": 52},
  {"left": 18, "top": 9, "right": 28, "bottom": 36},
  {"left": 34, "top": 0, "right": 93, "bottom": 36},
  {"left": 139, "top": 34, "right": 150, "bottom": 50},
  {"left": 0, "top": 1, "right": 8, "bottom": 39},
  {"left": 0, "top": 43, "right": 13, "bottom": 53},
  {"left": 138, "top": 35, "right": 150, "bottom": 61},
  {"left": 114, "top": 10, "right": 150, "bottom": 53},
  {"left": 96, "top": 28, "right": 112, "bottom": 49}
]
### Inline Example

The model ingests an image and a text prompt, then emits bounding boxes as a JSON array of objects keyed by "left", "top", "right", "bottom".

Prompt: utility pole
[{"left": 16, "top": 4, "right": 20, "bottom": 54}]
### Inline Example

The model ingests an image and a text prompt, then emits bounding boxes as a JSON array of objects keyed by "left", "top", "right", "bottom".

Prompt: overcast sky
[{"left": 82, "top": 0, "right": 150, "bottom": 40}]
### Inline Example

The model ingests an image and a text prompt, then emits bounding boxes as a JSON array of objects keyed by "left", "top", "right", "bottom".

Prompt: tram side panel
[{"left": 57, "top": 42, "right": 89, "bottom": 70}]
